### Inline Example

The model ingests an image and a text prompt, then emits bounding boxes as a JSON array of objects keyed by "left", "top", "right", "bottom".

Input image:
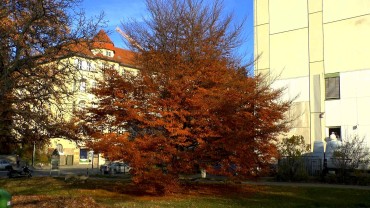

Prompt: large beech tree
[
  {"left": 0, "top": 0, "right": 103, "bottom": 153},
  {"left": 80, "top": 0, "right": 291, "bottom": 194}
]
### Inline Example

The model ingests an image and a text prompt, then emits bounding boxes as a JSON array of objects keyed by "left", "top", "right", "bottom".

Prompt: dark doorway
[{"left": 328, "top": 126, "right": 341, "bottom": 140}]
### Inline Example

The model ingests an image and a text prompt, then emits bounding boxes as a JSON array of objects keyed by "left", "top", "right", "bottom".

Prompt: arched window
[
  {"left": 78, "top": 100, "right": 86, "bottom": 109},
  {"left": 56, "top": 144, "right": 63, "bottom": 154}
]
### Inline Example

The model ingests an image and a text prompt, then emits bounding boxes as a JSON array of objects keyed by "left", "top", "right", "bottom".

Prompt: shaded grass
[{"left": 1, "top": 177, "right": 370, "bottom": 207}]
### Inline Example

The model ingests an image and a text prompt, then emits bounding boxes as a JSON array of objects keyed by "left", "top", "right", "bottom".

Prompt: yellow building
[
  {"left": 254, "top": 0, "right": 370, "bottom": 149},
  {"left": 49, "top": 30, "right": 138, "bottom": 166}
]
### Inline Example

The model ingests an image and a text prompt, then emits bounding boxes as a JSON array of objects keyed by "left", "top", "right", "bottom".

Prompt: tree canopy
[
  {"left": 0, "top": 0, "right": 103, "bottom": 153},
  {"left": 79, "top": 0, "right": 291, "bottom": 194}
]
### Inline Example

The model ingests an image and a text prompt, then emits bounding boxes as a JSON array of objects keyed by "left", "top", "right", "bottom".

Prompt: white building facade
[
  {"left": 254, "top": 0, "right": 370, "bottom": 148},
  {"left": 49, "top": 30, "right": 138, "bottom": 166}
]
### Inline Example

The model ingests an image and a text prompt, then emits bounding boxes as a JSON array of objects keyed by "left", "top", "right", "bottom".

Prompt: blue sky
[{"left": 81, "top": 0, "right": 254, "bottom": 63}]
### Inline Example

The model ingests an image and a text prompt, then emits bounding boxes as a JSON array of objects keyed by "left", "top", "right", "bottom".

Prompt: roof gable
[
  {"left": 67, "top": 30, "right": 136, "bottom": 67},
  {"left": 93, "top": 30, "right": 114, "bottom": 46}
]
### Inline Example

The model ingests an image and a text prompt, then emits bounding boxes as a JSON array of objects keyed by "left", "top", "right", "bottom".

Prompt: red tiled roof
[
  {"left": 93, "top": 30, "right": 114, "bottom": 46},
  {"left": 68, "top": 30, "right": 136, "bottom": 67},
  {"left": 92, "top": 30, "right": 136, "bottom": 67}
]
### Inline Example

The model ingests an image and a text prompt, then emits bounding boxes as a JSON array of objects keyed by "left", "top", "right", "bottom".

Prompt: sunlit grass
[{"left": 1, "top": 177, "right": 370, "bottom": 207}]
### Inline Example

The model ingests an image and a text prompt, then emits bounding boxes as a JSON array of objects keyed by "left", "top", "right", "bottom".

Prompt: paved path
[
  {"left": 0, "top": 164, "right": 102, "bottom": 178},
  {"left": 1, "top": 167, "right": 370, "bottom": 190},
  {"left": 242, "top": 180, "right": 370, "bottom": 190},
  {"left": 191, "top": 175, "right": 370, "bottom": 190}
]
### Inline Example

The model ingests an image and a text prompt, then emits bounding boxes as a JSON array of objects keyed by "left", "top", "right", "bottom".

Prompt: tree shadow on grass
[{"left": 63, "top": 176, "right": 264, "bottom": 198}]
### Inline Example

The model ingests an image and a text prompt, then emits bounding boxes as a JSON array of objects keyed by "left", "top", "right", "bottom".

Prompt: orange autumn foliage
[{"left": 78, "top": 0, "right": 292, "bottom": 194}]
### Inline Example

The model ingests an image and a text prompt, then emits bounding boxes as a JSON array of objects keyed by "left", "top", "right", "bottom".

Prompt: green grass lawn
[{"left": 1, "top": 177, "right": 370, "bottom": 208}]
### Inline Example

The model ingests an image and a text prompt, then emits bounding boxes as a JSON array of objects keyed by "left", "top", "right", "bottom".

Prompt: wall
[
  {"left": 254, "top": 0, "right": 370, "bottom": 148},
  {"left": 325, "top": 69, "right": 370, "bottom": 145}
]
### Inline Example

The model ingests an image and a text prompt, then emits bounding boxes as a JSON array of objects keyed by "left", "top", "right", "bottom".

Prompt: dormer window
[{"left": 106, "top": 51, "right": 112, "bottom": 57}]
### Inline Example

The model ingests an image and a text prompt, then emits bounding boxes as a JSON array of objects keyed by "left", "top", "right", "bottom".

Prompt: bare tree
[
  {"left": 332, "top": 135, "right": 370, "bottom": 172},
  {"left": 123, "top": 0, "right": 245, "bottom": 64}
]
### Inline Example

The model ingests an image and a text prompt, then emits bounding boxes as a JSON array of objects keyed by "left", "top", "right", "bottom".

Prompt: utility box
[{"left": 0, "top": 189, "right": 12, "bottom": 208}]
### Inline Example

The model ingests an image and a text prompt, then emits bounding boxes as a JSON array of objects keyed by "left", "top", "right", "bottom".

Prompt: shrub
[
  {"left": 332, "top": 135, "right": 370, "bottom": 182},
  {"left": 277, "top": 135, "right": 310, "bottom": 181}
]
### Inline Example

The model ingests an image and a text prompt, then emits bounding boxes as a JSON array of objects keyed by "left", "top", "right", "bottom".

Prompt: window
[
  {"left": 325, "top": 73, "right": 340, "bottom": 100},
  {"left": 77, "top": 100, "right": 87, "bottom": 112},
  {"left": 72, "top": 101, "right": 76, "bottom": 111},
  {"left": 87, "top": 62, "right": 95, "bottom": 71},
  {"left": 91, "top": 81, "right": 97, "bottom": 89},
  {"left": 78, "top": 100, "right": 86, "bottom": 109},
  {"left": 92, "top": 102, "right": 98, "bottom": 108},
  {"left": 328, "top": 127, "right": 341, "bottom": 141},
  {"left": 118, "top": 127, "right": 125, "bottom": 135},
  {"left": 106, "top": 51, "right": 112, "bottom": 57},
  {"left": 80, "top": 149, "right": 88, "bottom": 160},
  {"left": 101, "top": 62, "right": 108, "bottom": 70},
  {"left": 79, "top": 79, "right": 86, "bottom": 92},
  {"left": 76, "top": 59, "right": 83, "bottom": 70},
  {"left": 56, "top": 144, "right": 64, "bottom": 153}
]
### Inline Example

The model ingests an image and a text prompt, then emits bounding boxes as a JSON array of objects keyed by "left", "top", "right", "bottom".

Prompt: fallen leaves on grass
[
  {"left": 12, "top": 195, "right": 105, "bottom": 208},
  {"left": 180, "top": 183, "right": 265, "bottom": 197}
]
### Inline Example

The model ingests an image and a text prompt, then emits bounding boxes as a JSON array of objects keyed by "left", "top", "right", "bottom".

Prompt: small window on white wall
[
  {"left": 76, "top": 59, "right": 83, "bottom": 70},
  {"left": 87, "top": 62, "right": 95, "bottom": 71},
  {"left": 80, "top": 79, "right": 86, "bottom": 92},
  {"left": 325, "top": 73, "right": 340, "bottom": 100},
  {"left": 101, "top": 62, "right": 108, "bottom": 70},
  {"left": 91, "top": 81, "right": 97, "bottom": 89}
]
